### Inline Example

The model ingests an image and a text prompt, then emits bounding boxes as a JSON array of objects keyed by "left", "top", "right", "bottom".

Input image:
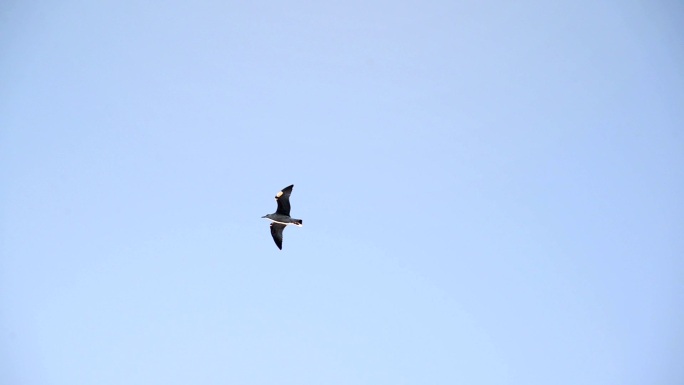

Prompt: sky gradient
[{"left": 2, "top": 1, "right": 683, "bottom": 384}]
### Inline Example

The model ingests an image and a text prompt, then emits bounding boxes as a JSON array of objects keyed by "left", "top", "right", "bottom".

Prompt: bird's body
[
  {"left": 262, "top": 213, "right": 303, "bottom": 226},
  {"left": 262, "top": 184, "right": 302, "bottom": 250}
]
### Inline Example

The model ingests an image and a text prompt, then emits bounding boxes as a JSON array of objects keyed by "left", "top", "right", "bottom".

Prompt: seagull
[{"left": 262, "top": 184, "right": 303, "bottom": 250}]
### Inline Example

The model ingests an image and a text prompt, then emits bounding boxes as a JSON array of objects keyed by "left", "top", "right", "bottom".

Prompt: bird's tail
[{"left": 293, "top": 219, "right": 303, "bottom": 226}]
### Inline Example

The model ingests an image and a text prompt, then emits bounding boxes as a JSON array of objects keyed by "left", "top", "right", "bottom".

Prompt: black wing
[
  {"left": 269, "top": 223, "right": 286, "bottom": 250},
  {"left": 274, "top": 184, "right": 294, "bottom": 216}
]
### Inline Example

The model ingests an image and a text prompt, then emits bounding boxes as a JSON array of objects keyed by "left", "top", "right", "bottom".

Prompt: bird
[{"left": 262, "top": 184, "right": 303, "bottom": 250}]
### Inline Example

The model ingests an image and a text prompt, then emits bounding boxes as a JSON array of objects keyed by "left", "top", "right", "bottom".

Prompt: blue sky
[{"left": 1, "top": 1, "right": 682, "bottom": 384}]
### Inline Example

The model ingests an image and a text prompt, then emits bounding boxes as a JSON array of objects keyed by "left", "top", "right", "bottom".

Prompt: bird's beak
[{"left": 261, "top": 215, "right": 267, "bottom": 218}]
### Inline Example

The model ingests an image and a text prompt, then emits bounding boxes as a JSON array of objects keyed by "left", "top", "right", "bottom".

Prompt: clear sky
[{"left": 1, "top": 1, "right": 682, "bottom": 384}]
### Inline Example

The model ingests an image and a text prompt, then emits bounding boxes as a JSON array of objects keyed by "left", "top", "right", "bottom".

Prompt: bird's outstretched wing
[
  {"left": 269, "top": 223, "right": 286, "bottom": 250},
  {"left": 274, "top": 184, "right": 294, "bottom": 216}
]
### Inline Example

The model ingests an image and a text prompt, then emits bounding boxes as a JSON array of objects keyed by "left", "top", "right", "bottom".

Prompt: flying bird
[{"left": 262, "top": 184, "right": 303, "bottom": 250}]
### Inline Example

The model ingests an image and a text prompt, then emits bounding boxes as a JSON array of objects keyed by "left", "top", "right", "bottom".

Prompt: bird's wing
[
  {"left": 274, "top": 184, "right": 294, "bottom": 216},
  {"left": 269, "top": 223, "right": 286, "bottom": 250}
]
